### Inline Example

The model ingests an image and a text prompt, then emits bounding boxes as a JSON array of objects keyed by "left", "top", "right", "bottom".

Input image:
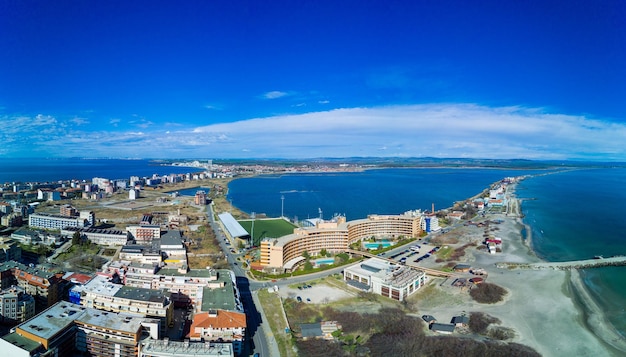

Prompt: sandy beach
[{"left": 419, "top": 182, "right": 626, "bottom": 356}]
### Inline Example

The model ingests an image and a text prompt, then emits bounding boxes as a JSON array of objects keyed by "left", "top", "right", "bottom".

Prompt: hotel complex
[{"left": 260, "top": 210, "right": 439, "bottom": 270}]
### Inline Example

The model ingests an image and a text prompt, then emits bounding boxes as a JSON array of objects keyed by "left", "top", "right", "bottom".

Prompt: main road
[{"left": 207, "top": 205, "right": 274, "bottom": 357}]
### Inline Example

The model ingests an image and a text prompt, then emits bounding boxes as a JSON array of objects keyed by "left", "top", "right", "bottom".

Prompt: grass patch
[
  {"left": 238, "top": 218, "right": 297, "bottom": 245},
  {"left": 257, "top": 290, "right": 298, "bottom": 357},
  {"left": 435, "top": 245, "right": 453, "bottom": 260}
]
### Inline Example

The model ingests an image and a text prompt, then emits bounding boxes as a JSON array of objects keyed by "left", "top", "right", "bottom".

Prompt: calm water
[
  {"left": 229, "top": 166, "right": 626, "bottom": 337},
  {"left": 227, "top": 168, "right": 538, "bottom": 221},
  {"left": 2, "top": 159, "right": 624, "bottom": 336},
  {"left": 517, "top": 168, "right": 626, "bottom": 336},
  {"left": 0, "top": 158, "right": 197, "bottom": 183}
]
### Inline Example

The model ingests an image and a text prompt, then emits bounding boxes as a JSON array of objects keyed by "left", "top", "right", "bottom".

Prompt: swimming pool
[
  {"left": 363, "top": 241, "right": 392, "bottom": 250},
  {"left": 313, "top": 258, "right": 335, "bottom": 267}
]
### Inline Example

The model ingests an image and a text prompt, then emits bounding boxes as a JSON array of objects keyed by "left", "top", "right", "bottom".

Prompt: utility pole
[
  {"left": 250, "top": 212, "right": 255, "bottom": 247},
  {"left": 281, "top": 195, "right": 285, "bottom": 218}
]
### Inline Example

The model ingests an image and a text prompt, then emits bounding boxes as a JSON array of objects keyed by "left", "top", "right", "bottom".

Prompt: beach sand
[{"left": 420, "top": 183, "right": 626, "bottom": 356}]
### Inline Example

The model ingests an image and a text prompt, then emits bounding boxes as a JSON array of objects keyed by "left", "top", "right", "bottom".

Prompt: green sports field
[{"left": 238, "top": 218, "right": 297, "bottom": 246}]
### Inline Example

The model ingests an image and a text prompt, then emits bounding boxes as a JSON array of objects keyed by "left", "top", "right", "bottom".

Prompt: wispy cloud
[
  {"left": 70, "top": 117, "right": 89, "bottom": 125},
  {"left": 2, "top": 104, "right": 626, "bottom": 160},
  {"left": 262, "top": 90, "right": 289, "bottom": 99}
]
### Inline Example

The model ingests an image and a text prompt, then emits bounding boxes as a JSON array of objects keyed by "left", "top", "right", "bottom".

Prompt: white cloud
[
  {"left": 2, "top": 104, "right": 626, "bottom": 160},
  {"left": 191, "top": 104, "right": 626, "bottom": 160},
  {"left": 262, "top": 91, "right": 289, "bottom": 99},
  {"left": 318, "top": 100, "right": 330, "bottom": 104},
  {"left": 70, "top": 117, "right": 89, "bottom": 125}
]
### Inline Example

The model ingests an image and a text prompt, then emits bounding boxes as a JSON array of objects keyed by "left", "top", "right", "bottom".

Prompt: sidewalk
[{"left": 251, "top": 291, "right": 282, "bottom": 357}]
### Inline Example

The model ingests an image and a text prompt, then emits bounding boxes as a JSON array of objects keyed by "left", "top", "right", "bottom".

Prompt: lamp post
[
  {"left": 281, "top": 195, "right": 285, "bottom": 218},
  {"left": 250, "top": 212, "right": 255, "bottom": 247}
]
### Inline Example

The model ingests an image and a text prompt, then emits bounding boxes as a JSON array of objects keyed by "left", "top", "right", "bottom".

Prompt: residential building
[
  {"left": 11, "top": 263, "right": 65, "bottom": 310},
  {"left": 61, "top": 226, "right": 129, "bottom": 246},
  {"left": 0, "top": 286, "right": 35, "bottom": 324},
  {"left": 139, "top": 338, "right": 234, "bottom": 357},
  {"left": 73, "top": 275, "right": 173, "bottom": 329},
  {"left": 127, "top": 225, "right": 161, "bottom": 245},
  {"left": 189, "top": 309, "right": 246, "bottom": 355},
  {"left": 28, "top": 212, "right": 94, "bottom": 231},
  {"left": 343, "top": 257, "right": 427, "bottom": 302},
  {"left": 194, "top": 190, "right": 208, "bottom": 205},
  {"left": 123, "top": 269, "right": 241, "bottom": 311},
  {"left": 0, "top": 302, "right": 159, "bottom": 357},
  {"left": 0, "top": 238, "right": 21, "bottom": 263},
  {"left": 119, "top": 245, "right": 163, "bottom": 265}
]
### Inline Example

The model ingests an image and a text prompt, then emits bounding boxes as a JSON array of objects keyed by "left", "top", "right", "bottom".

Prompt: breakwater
[{"left": 495, "top": 256, "right": 626, "bottom": 270}]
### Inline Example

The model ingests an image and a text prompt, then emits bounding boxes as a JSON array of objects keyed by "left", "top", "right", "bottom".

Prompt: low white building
[{"left": 343, "top": 257, "right": 427, "bottom": 302}]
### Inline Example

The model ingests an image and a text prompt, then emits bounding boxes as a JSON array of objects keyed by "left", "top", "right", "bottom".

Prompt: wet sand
[{"left": 437, "top": 183, "right": 626, "bottom": 356}]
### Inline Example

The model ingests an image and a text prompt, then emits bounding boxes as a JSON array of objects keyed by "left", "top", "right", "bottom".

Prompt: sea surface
[
  {"left": 228, "top": 166, "right": 626, "bottom": 338},
  {"left": 0, "top": 158, "right": 197, "bottom": 183},
  {"left": 2, "top": 159, "right": 624, "bottom": 337},
  {"left": 516, "top": 168, "right": 626, "bottom": 337}
]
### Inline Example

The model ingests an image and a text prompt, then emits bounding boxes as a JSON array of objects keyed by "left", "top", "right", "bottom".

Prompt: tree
[
  {"left": 72, "top": 231, "right": 81, "bottom": 245},
  {"left": 320, "top": 248, "right": 328, "bottom": 257},
  {"left": 302, "top": 250, "right": 310, "bottom": 259}
]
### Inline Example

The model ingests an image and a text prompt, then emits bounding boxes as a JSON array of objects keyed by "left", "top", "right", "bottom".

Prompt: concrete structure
[
  {"left": 260, "top": 211, "right": 426, "bottom": 269},
  {"left": 0, "top": 302, "right": 159, "bottom": 357},
  {"left": 11, "top": 228, "right": 62, "bottom": 246},
  {"left": 0, "top": 286, "right": 35, "bottom": 324},
  {"left": 189, "top": 310, "right": 246, "bottom": 356},
  {"left": 158, "top": 230, "right": 187, "bottom": 266},
  {"left": 11, "top": 263, "right": 65, "bottom": 310},
  {"left": 194, "top": 190, "right": 208, "bottom": 205},
  {"left": 127, "top": 225, "right": 161, "bottom": 245},
  {"left": 28, "top": 211, "right": 94, "bottom": 231},
  {"left": 343, "top": 257, "right": 427, "bottom": 302},
  {"left": 119, "top": 245, "right": 163, "bottom": 265},
  {"left": 62, "top": 226, "right": 129, "bottom": 246},
  {"left": 0, "top": 238, "right": 21, "bottom": 263},
  {"left": 73, "top": 275, "right": 173, "bottom": 329},
  {"left": 123, "top": 269, "right": 242, "bottom": 312},
  {"left": 139, "top": 339, "right": 234, "bottom": 357}
]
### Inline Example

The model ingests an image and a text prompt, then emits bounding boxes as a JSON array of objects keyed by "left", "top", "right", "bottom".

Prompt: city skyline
[{"left": 1, "top": 1, "right": 625, "bottom": 160}]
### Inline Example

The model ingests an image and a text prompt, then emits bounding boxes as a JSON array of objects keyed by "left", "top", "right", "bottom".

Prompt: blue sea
[
  {"left": 0, "top": 158, "right": 198, "bottom": 183},
  {"left": 517, "top": 168, "right": 626, "bottom": 337},
  {"left": 1, "top": 159, "right": 624, "bottom": 337},
  {"left": 228, "top": 166, "right": 626, "bottom": 338}
]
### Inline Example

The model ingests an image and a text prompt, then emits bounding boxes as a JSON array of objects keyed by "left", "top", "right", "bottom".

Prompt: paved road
[{"left": 207, "top": 204, "right": 275, "bottom": 357}]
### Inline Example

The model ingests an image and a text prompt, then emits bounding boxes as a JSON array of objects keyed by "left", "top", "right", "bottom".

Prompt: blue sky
[{"left": 1, "top": 1, "right": 625, "bottom": 160}]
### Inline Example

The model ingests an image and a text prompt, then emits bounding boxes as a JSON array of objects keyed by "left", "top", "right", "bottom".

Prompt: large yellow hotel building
[{"left": 260, "top": 210, "right": 430, "bottom": 270}]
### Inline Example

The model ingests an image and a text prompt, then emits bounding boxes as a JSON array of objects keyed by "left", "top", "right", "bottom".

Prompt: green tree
[
  {"left": 320, "top": 248, "right": 328, "bottom": 257},
  {"left": 302, "top": 250, "right": 310, "bottom": 259},
  {"left": 72, "top": 231, "right": 81, "bottom": 245}
]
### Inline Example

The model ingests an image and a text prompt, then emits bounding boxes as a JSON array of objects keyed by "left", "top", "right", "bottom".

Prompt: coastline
[
  {"left": 223, "top": 170, "right": 625, "bottom": 355},
  {"left": 487, "top": 183, "right": 625, "bottom": 356}
]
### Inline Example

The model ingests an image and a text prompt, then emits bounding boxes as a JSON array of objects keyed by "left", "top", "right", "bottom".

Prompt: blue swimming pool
[
  {"left": 313, "top": 258, "right": 335, "bottom": 267},
  {"left": 363, "top": 241, "right": 392, "bottom": 250}
]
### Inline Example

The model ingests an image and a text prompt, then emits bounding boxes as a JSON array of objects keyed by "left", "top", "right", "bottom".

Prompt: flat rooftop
[
  {"left": 1, "top": 332, "right": 42, "bottom": 352},
  {"left": 141, "top": 339, "right": 233, "bottom": 357},
  {"left": 75, "top": 309, "right": 144, "bottom": 334},
  {"left": 201, "top": 271, "right": 238, "bottom": 312},
  {"left": 115, "top": 285, "right": 168, "bottom": 304},
  {"left": 16, "top": 302, "right": 87, "bottom": 340}
]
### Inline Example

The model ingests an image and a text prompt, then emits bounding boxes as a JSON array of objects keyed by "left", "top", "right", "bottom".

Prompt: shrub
[
  {"left": 469, "top": 312, "right": 500, "bottom": 334},
  {"left": 470, "top": 283, "right": 507, "bottom": 304}
]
